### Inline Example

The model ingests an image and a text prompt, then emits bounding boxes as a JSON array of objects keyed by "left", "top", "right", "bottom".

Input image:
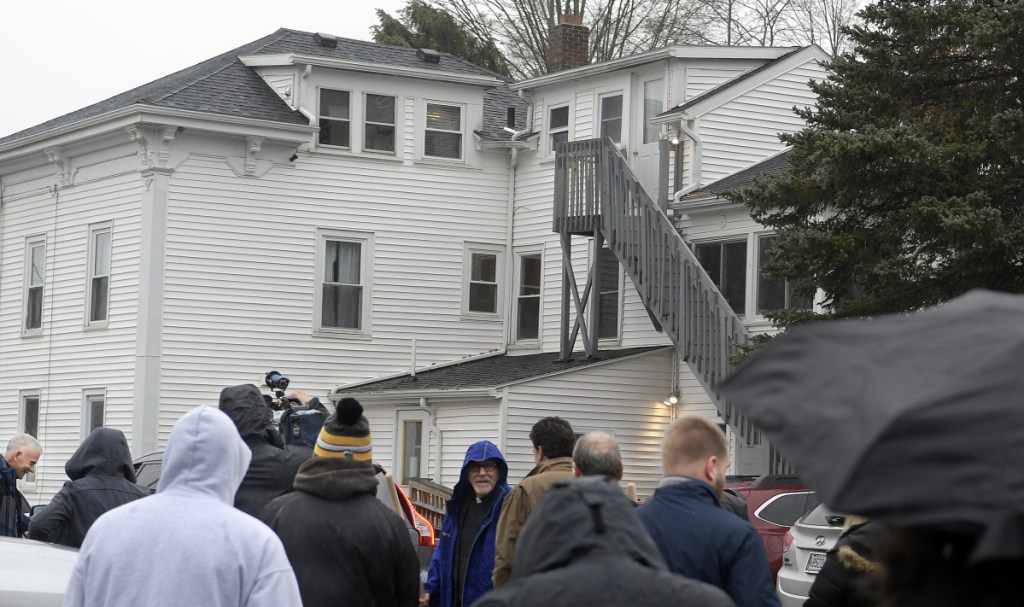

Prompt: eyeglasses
[{"left": 468, "top": 461, "right": 498, "bottom": 473}]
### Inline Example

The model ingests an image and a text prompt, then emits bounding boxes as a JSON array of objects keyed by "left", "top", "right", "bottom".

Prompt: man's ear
[
  {"left": 704, "top": 456, "right": 718, "bottom": 483},
  {"left": 572, "top": 462, "right": 582, "bottom": 478}
]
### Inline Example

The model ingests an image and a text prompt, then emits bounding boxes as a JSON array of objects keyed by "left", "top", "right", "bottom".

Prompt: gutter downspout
[
  {"left": 297, "top": 64, "right": 316, "bottom": 123},
  {"left": 419, "top": 397, "right": 443, "bottom": 483},
  {"left": 672, "top": 118, "right": 702, "bottom": 202}
]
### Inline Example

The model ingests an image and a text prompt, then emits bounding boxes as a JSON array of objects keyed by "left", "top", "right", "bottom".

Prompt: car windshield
[{"left": 800, "top": 502, "right": 843, "bottom": 527}]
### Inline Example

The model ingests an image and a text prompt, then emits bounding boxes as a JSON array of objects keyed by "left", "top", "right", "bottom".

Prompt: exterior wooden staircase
[{"left": 553, "top": 138, "right": 775, "bottom": 463}]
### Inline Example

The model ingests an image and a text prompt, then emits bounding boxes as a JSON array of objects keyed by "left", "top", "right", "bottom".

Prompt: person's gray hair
[
  {"left": 572, "top": 431, "right": 622, "bottom": 480},
  {"left": 6, "top": 434, "right": 41, "bottom": 455}
]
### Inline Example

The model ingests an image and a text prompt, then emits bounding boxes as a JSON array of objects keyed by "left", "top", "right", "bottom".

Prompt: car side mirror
[{"left": 30, "top": 503, "right": 48, "bottom": 517}]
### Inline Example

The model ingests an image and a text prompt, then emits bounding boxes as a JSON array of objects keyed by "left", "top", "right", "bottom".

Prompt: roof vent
[
  {"left": 313, "top": 33, "right": 338, "bottom": 49},
  {"left": 417, "top": 48, "right": 441, "bottom": 64}
]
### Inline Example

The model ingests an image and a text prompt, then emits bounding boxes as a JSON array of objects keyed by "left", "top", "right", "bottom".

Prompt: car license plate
[{"left": 805, "top": 551, "right": 827, "bottom": 574}]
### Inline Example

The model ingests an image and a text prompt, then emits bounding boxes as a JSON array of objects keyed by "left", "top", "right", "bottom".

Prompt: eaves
[{"left": 241, "top": 54, "right": 506, "bottom": 88}]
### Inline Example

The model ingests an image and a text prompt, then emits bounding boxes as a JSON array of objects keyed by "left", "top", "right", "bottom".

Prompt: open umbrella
[{"left": 719, "top": 289, "right": 1024, "bottom": 562}]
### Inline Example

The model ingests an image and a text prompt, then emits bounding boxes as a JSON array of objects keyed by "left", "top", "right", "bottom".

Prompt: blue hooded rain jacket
[{"left": 424, "top": 440, "right": 509, "bottom": 607}]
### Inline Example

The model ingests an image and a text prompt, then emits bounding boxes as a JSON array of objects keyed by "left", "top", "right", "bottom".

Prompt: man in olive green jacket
[{"left": 492, "top": 417, "right": 576, "bottom": 587}]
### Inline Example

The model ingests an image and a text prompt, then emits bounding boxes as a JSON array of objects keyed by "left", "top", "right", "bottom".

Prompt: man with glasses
[{"left": 423, "top": 441, "right": 509, "bottom": 607}]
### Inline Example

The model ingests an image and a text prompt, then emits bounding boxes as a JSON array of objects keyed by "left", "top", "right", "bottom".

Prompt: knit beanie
[{"left": 314, "top": 397, "right": 373, "bottom": 462}]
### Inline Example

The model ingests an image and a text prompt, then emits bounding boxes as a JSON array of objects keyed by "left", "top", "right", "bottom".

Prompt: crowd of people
[{"left": 0, "top": 382, "right": 1013, "bottom": 606}]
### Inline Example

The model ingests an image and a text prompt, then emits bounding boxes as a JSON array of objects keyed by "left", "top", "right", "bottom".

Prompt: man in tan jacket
[{"left": 492, "top": 416, "right": 576, "bottom": 587}]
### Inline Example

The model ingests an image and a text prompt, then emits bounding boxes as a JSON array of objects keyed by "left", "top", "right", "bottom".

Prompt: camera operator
[{"left": 218, "top": 383, "right": 311, "bottom": 517}]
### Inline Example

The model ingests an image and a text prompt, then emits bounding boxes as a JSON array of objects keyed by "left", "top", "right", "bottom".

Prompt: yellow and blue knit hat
[{"left": 314, "top": 398, "right": 373, "bottom": 462}]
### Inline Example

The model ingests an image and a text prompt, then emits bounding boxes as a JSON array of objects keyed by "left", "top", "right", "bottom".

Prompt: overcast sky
[{"left": 0, "top": 0, "right": 406, "bottom": 138}]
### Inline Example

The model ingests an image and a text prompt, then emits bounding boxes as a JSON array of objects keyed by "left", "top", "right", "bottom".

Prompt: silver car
[
  {"left": 0, "top": 536, "right": 78, "bottom": 606},
  {"left": 776, "top": 502, "right": 845, "bottom": 606}
]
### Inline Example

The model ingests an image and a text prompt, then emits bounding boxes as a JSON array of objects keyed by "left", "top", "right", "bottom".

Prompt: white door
[{"left": 630, "top": 72, "right": 666, "bottom": 201}]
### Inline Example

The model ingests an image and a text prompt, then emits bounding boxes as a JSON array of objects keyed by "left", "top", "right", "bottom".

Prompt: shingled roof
[
  {"left": 681, "top": 148, "right": 791, "bottom": 200},
  {"left": 336, "top": 346, "right": 667, "bottom": 394},
  {"left": 0, "top": 28, "right": 526, "bottom": 146}
]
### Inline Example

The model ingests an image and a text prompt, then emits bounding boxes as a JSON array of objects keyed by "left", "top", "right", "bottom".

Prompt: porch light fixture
[
  {"left": 663, "top": 393, "right": 679, "bottom": 406},
  {"left": 667, "top": 127, "right": 681, "bottom": 146}
]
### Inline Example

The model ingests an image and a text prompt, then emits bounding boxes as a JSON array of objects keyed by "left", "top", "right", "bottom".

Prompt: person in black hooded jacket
[
  {"left": 218, "top": 384, "right": 311, "bottom": 516},
  {"left": 27, "top": 427, "right": 149, "bottom": 548},
  {"left": 473, "top": 477, "right": 736, "bottom": 607}
]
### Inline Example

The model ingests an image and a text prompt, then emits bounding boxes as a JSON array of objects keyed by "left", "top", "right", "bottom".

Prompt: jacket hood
[
  {"left": 451, "top": 440, "right": 509, "bottom": 505},
  {"left": 65, "top": 427, "right": 137, "bottom": 482},
  {"left": 157, "top": 406, "right": 251, "bottom": 504},
  {"left": 511, "top": 477, "right": 667, "bottom": 579},
  {"left": 218, "top": 384, "right": 278, "bottom": 442}
]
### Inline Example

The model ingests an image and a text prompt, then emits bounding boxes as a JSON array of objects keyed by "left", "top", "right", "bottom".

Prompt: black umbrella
[{"left": 719, "top": 289, "right": 1024, "bottom": 562}]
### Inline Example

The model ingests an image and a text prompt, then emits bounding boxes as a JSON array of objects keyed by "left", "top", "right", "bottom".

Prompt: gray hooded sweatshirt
[{"left": 62, "top": 406, "right": 301, "bottom": 607}]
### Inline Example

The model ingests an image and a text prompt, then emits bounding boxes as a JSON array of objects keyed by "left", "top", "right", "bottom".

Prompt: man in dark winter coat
[
  {"left": 28, "top": 427, "right": 149, "bottom": 547},
  {"left": 423, "top": 441, "right": 510, "bottom": 607},
  {"left": 219, "top": 384, "right": 310, "bottom": 516},
  {"left": 474, "top": 477, "right": 736, "bottom": 607},
  {"left": 806, "top": 517, "right": 883, "bottom": 607},
  {"left": 259, "top": 397, "right": 420, "bottom": 607},
  {"left": 636, "top": 416, "right": 779, "bottom": 607},
  {"left": 0, "top": 434, "right": 39, "bottom": 537}
]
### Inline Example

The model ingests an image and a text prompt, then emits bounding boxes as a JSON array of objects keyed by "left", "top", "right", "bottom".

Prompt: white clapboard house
[{"left": 0, "top": 20, "right": 828, "bottom": 503}]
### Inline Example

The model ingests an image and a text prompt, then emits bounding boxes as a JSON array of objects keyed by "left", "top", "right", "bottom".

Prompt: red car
[{"left": 725, "top": 474, "right": 817, "bottom": 580}]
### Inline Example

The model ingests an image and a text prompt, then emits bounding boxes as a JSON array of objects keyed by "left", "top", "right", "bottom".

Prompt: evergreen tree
[
  {"left": 373, "top": 0, "right": 512, "bottom": 76},
  {"left": 732, "top": 0, "right": 1024, "bottom": 323}
]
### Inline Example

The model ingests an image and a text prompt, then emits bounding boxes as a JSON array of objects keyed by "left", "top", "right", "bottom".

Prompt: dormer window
[
  {"left": 425, "top": 103, "right": 463, "bottom": 160},
  {"left": 319, "top": 89, "right": 351, "bottom": 148},
  {"left": 365, "top": 93, "right": 396, "bottom": 154}
]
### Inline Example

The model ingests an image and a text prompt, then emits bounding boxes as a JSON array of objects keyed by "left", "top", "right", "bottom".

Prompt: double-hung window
[
  {"left": 464, "top": 245, "right": 502, "bottom": 316},
  {"left": 319, "top": 89, "right": 351, "bottom": 148},
  {"left": 599, "top": 94, "right": 623, "bottom": 144},
  {"left": 24, "top": 237, "right": 45, "bottom": 334},
  {"left": 756, "top": 235, "right": 813, "bottom": 313},
  {"left": 365, "top": 94, "right": 396, "bottom": 153},
  {"left": 316, "top": 229, "right": 372, "bottom": 335},
  {"left": 695, "top": 239, "right": 749, "bottom": 316},
  {"left": 643, "top": 79, "right": 664, "bottom": 144},
  {"left": 549, "top": 105, "right": 569, "bottom": 152},
  {"left": 515, "top": 252, "right": 542, "bottom": 341},
  {"left": 597, "top": 247, "right": 621, "bottom": 340},
  {"left": 83, "top": 390, "right": 106, "bottom": 436},
  {"left": 87, "top": 222, "right": 112, "bottom": 326},
  {"left": 425, "top": 103, "right": 462, "bottom": 159}
]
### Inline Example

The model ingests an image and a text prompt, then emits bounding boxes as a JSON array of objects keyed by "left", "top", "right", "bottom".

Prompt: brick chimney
[{"left": 547, "top": 13, "right": 590, "bottom": 72}]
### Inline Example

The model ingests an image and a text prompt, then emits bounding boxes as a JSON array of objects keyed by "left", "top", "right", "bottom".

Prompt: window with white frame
[
  {"left": 424, "top": 103, "right": 463, "bottom": 159},
  {"left": 365, "top": 93, "right": 396, "bottom": 153},
  {"left": 396, "top": 410, "right": 429, "bottom": 485},
  {"left": 549, "top": 105, "right": 569, "bottom": 152},
  {"left": 597, "top": 247, "right": 621, "bottom": 339},
  {"left": 319, "top": 89, "right": 351, "bottom": 148},
  {"left": 515, "top": 252, "right": 542, "bottom": 341},
  {"left": 20, "top": 391, "right": 39, "bottom": 483},
  {"left": 695, "top": 239, "right": 749, "bottom": 316},
  {"left": 87, "top": 222, "right": 112, "bottom": 326},
  {"left": 643, "top": 79, "right": 664, "bottom": 144},
  {"left": 315, "top": 229, "right": 372, "bottom": 334},
  {"left": 600, "top": 94, "right": 623, "bottom": 144},
  {"left": 83, "top": 390, "right": 105, "bottom": 436},
  {"left": 756, "top": 234, "right": 813, "bottom": 313},
  {"left": 24, "top": 237, "right": 45, "bottom": 333},
  {"left": 464, "top": 245, "right": 502, "bottom": 315}
]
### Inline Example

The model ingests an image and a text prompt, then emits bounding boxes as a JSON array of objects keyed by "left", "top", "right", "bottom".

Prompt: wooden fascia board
[{"left": 240, "top": 54, "right": 505, "bottom": 87}]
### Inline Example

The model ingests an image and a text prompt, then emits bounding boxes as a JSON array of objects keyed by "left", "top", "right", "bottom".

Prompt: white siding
[
  {"left": 0, "top": 165, "right": 142, "bottom": 502},
  {"left": 503, "top": 349, "right": 674, "bottom": 499},
  {"left": 434, "top": 402, "right": 500, "bottom": 487},
  {"left": 258, "top": 72, "right": 297, "bottom": 108}
]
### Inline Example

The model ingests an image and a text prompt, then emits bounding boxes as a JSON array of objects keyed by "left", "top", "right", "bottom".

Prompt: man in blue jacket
[
  {"left": 636, "top": 416, "right": 779, "bottom": 607},
  {"left": 423, "top": 441, "right": 509, "bottom": 607}
]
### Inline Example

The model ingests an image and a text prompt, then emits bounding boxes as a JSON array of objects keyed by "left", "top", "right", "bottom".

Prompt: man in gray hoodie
[{"left": 63, "top": 406, "right": 301, "bottom": 607}]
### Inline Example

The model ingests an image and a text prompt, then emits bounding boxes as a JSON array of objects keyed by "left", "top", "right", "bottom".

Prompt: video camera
[
  {"left": 265, "top": 370, "right": 302, "bottom": 411},
  {"left": 265, "top": 370, "right": 325, "bottom": 449}
]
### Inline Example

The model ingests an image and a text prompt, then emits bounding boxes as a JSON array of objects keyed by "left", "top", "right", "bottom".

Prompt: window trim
[
  {"left": 462, "top": 243, "right": 504, "bottom": 319},
  {"left": 693, "top": 236, "right": 750, "bottom": 317},
  {"left": 513, "top": 249, "right": 544, "bottom": 343},
  {"left": 423, "top": 100, "right": 464, "bottom": 161},
  {"left": 395, "top": 409, "right": 430, "bottom": 486},
  {"left": 23, "top": 235, "right": 46, "bottom": 337},
  {"left": 19, "top": 390, "right": 40, "bottom": 490},
  {"left": 314, "top": 228, "right": 374, "bottom": 337},
  {"left": 363, "top": 92, "right": 397, "bottom": 155},
  {"left": 598, "top": 92, "right": 624, "bottom": 145},
  {"left": 85, "top": 221, "right": 113, "bottom": 329},
  {"left": 82, "top": 388, "right": 107, "bottom": 439},
  {"left": 547, "top": 102, "right": 571, "bottom": 155},
  {"left": 317, "top": 87, "right": 353, "bottom": 149}
]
